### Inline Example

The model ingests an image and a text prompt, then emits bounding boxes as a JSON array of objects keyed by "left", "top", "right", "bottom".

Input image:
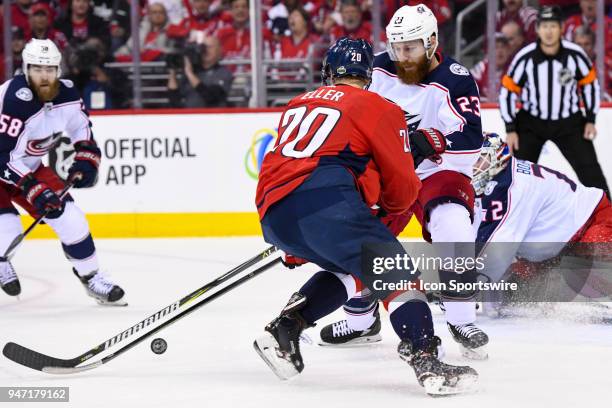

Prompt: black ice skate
[
  {"left": 0, "top": 262, "right": 21, "bottom": 296},
  {"left": 318, "top": 308, "right": 382, "bottom": 346},
  {"left": 398, "top": 336, "right": 478, "bottom": 396},
  {"left": 254, "top": 292, "right": 312, "bottom": 380},
  {"left": 73, "top": 269, "right": 127, "bottom": 306},
  {"left": 447, "top": 322, "right": 489, "bottom": 360}
]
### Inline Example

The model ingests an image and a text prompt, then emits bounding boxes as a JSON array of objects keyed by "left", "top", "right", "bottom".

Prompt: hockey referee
[{"left": 499, "top": 5, "right": 609, "bottom": 195}]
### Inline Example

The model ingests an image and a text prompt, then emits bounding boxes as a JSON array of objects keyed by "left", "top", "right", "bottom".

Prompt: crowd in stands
[{"left": 0, "top": 0, "right": 611, "bottom": 108}]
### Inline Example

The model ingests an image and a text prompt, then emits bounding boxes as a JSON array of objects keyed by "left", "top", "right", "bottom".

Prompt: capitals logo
[{"left": 245, "top": 128, "right": 278, "bottom": 180}]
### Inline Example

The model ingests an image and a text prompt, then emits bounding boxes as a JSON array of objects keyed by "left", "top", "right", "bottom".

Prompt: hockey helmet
[
  {"left": 22, "top": 39, "right": 62, "bottom": 82},
  {"left": 386, "top": 4, "right": 438, "bottom": 61},
  {"left": 472, "top": 133, "right": 511, "bottom": 195},
  {"left": 321, "top": 37, "right": 374, "bottom": 86}
]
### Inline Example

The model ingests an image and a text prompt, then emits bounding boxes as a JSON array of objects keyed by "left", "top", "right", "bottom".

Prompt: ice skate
[
  {"left": 74, "top": 269, "right": 127, "bottom": 306},
  {"left": 398, "top": 336, "right": 478, "bottom": 396},
  {"left": 319, "top": 308, "right": 382, "bottom": 346},
  {"left": 447, "top": 322, "right": 489, "bottom": 360},
  {"left": 0, "top": 262, "right": 20, "bottom": 296}
]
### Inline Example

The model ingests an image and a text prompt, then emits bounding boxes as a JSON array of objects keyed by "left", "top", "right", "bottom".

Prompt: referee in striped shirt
[{"left": 499, "top": 5, "right": 609, "bottom": 194}]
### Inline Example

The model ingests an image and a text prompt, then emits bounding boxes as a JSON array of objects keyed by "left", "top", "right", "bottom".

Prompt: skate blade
[
  {"left": 459, "top": 344, "right": 488, "bottom": 360},
  {"left": 318, "top": 334, "right": 382, "bottom": 347},
  {"left": 253, "top": 334, "right": 300, "bottom": 381},
  {"left": 423, "top": 373, "right": 479, "bottom": 396},
  {"left": 94, "top": 297, "right": 128, "bottom": 307}
]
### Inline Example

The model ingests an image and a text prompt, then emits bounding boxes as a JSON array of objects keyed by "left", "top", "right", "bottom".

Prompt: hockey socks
[
  {"left": 298, "top": 271, "right": 355, "bottom": 325},
  {"left": 388, "top": 300, "right": 434, "bottom": 351}
]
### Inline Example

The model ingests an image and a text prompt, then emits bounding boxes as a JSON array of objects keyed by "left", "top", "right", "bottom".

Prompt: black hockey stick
[
  {"left": 0, "top": 180, "right": 76, "bottom": 263},
  {"left": 3, "top": 246, "right": 280, "bottom": 373}
]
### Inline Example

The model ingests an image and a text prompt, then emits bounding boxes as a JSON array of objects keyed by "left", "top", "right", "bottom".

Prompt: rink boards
[{"left": 23, "top": 106, "right": 612, "bottom": 238}]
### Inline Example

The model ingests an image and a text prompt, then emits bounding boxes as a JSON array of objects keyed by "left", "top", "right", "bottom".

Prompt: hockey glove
[
  {"left": 410, "top": 128, "right": 447, "bottom": 168},
  {"left": 68, "top": 140, "right": 101, "bottom": 188},
  {"left": 18, "top": 174, "right": 63, "bottom": 217},
  {"left": 282, "top": 253, "right": 309, "bottom": 269}
]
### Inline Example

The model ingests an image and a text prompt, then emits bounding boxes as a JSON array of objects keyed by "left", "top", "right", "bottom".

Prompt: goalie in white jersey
[
  {"left": 0, "top": 39, "right": 126, "bottom": 306},
  {"left": 319, "top": 133, "right": 610, "bottom": 348},
  {"left": 364, "top": 4, "right": 487, "bottom": 357}
]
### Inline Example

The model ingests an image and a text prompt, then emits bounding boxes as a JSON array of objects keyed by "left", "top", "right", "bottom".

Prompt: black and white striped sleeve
[
  {"left": 568, "top": 42, "right": 600, "bottom": 123},
  {"left": 499, "top": 45, "right": 531, "bottom": 132}
]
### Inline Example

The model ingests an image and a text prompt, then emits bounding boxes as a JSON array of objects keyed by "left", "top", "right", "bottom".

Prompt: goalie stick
[{"left": 3, "top": 246, "right": 280, "bottom": 374}]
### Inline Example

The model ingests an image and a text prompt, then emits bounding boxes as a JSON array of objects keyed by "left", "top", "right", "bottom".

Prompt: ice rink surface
[{"left": 1, "top": 237, "right": 610, "bottom": 407}]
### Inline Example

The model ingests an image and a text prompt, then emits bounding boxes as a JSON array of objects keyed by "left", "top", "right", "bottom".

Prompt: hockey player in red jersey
[
  {"left": 354, "top": 4, "right": 487, "bottom": 359},
  {"left": 253, "top": 38, "right": 477, "bottom": 396}
]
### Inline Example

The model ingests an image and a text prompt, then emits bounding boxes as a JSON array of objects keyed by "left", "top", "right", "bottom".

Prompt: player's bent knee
[
  {"left": 328, "top": 271, "right": 358, "bottom": 300},
  {"left": 0, "top": 214, "right": 24, "bottom": 252},
  {"left": 44, "top": 202, "right": 91, "bottom": 244},
  {"left": 428, "top": 203, "right": 474, "bottom": 242}
]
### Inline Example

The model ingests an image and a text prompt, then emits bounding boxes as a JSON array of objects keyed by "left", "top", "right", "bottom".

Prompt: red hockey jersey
[{"left": 256, "top": 84, "right": 420, "bottom": 219}]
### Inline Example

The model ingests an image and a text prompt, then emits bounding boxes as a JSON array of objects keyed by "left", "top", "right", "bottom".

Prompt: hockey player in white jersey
[
  {"left": 319, "top": 133, "right": 610, "bottom": 347},
  {"left": 363, "top": 4, "right": 487, "bottom": 357},
  {"left": 0, "top": 39, "right": 126, "bottom": 305}
]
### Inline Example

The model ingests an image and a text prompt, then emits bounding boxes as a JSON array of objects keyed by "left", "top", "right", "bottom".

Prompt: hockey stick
[
  {"left": 0, "top": 180, "right": 76, "bottom": 263},
  {"left": 3, "top": 246, "right": 280, "bottom": 373}
]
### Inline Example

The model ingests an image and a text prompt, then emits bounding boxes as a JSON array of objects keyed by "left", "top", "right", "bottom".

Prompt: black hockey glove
[
  {"left": 18, "top": 174, "right": 63, "bottom": 217},
  {"left": 68, "top": 140, "right": 101, "bottom": 188},
  {"left": 409, "top": 128, "right": 447, "bottom": 168}
]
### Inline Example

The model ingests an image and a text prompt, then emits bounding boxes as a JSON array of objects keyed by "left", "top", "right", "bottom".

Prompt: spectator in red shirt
[
  {"left": 167, "top": 0, "right": 224, "bottom": 43},
  {"left": 27, "top": 3, "right": 69, "bottom": 51},
  {"left": 470, "top": 33, "right": 512, "bottom": 100},
  {"left": 564, "top": 0, "right": 612, "bottom": 53},
  {"left": 217, "top": 0, "right": 250, "bottom": 60},
  {"left": 272, "top": 8, "right": 317, "bottom": 81},
  {"left": 55, "top": 0, "right": 111, "bottom": 49},
  {"left": 114, "top": 2, "right": 171, "bottom": 62},
  {"left": 495, "top": 0, "right": 538, "bottom": 43},
  {"left": 500, "top": 20, "right": 526, "bottom": 57},
  {"left": 329, "top": 0, "right": 372, "bottom": 44}
]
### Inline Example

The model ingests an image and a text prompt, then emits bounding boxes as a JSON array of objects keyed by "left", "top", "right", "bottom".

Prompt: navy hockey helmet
[
  {"left": 472, "top": 133, "right": 511, "bottom": 195},
  {"left": 321, "top": 37, "right": 374, "bottom": 86}
]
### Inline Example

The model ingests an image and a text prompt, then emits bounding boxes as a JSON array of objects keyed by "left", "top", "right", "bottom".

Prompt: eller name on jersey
[
  {"left": 0, "top": 74, "right": 93, "bottom": 186},
  {"left": 369, "top": 52, "right": 483, "bottom": 180}
]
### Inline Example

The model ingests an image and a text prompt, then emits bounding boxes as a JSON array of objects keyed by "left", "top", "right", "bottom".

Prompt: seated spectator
[
  {"left": 167, "top": 36, "right": 233, "bottom": 107},
  {"left": 55, "top": 0, "right": 111, "bottom": 49},
  {"left": 167, "top": 0, "right": 224, "bottom": 44},
  {"left": 329, "top": 0, "right": 372, "bottom": 43},
  {"left": 217, "top": 0, "right": 250, "bottom": 60},
  {"left": 0, "top": 27, "right": 26, "bottom": 81},
  {"left": 495, "top": 0, "right": 538, "bottom": 43},
  {"left": 564, "top": 0, "right": 612, "bottom": 53},
  {"left": 500, "top": 20, "right": 526, "bottom": 57},
  {"left": 312, "top": 0, "right": 340, "bottom": 36},
  {"left": 66, "top": 37, "right": 131, "bottom": 109},
  {"left": 27, "top": 3, "right": 69, "bottom": 51},
  {"left": 470, "top": 33, "right": 512, "bottom": 100},
  {"left": 272, "top": 8, "right": 319, "bottom": 81},
  {"left": 114, "top": 2, "right": 171, "bottom": 62}
]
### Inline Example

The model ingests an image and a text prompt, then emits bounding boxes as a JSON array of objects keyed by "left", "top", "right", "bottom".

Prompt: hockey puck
[{"left": 151, "top": 338, "right": 167, "bottom": 354}]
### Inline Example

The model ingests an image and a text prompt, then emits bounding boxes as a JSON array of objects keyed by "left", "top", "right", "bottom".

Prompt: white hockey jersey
[
  {"left": 0, "top": 74, "right": 92, "bottom": 185},
  {"left": 369, "top": 52, "right": 483, "bottom": 180},
  {"left": 474, "top": 157, "right": 604, "bottom": 279}
]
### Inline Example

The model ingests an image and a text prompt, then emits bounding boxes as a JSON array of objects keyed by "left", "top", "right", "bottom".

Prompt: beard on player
[
  {"left": 395, "top": 53, "right": 431, "bottom": 85},
  {"left": 32, "top": 78, "right": 60, "bottom": 102}
]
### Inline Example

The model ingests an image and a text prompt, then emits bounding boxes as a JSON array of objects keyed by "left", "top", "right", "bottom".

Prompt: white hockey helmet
[
  {"left": 472, "top": 133, "right": 511, "bottom": 195},
  {"left": 386, "top": 4, "right": 438, "bottom": 61},
  {"left": 22, "top": 39, "right": 62, "bottom": 82}
]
